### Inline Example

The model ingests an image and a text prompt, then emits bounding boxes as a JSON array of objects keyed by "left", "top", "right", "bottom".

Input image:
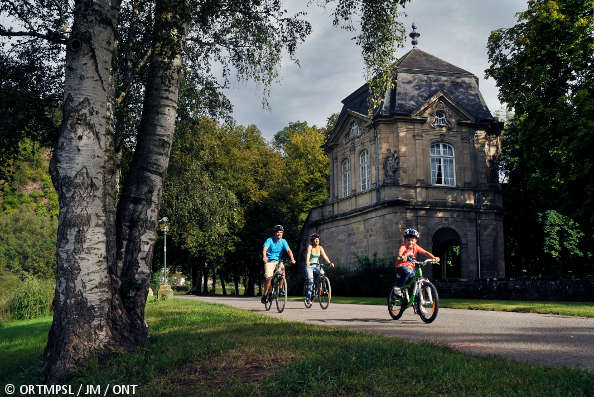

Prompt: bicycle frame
[
  {"left": 309, "top": 265, "right": 325, "bottom": 298},
  {"left": 398, "top": 260, "right": 434, "bottom": 306}
]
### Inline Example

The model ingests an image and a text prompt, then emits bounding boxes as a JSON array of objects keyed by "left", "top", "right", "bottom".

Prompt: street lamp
[{"left": 159, "top": 217, "right": 169, "bottom": 283}]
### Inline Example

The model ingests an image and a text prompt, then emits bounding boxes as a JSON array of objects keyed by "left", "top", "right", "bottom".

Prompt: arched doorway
[{"left": 431, "top": 228, "right": 462, "bottom": 280}]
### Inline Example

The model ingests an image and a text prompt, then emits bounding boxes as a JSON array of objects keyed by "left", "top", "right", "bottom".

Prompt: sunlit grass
[
  {"left": 287, "top": 296, "right": 594, "bottom": 317},
  {"left": 1, "top": 299, "right": 592, "bottom": 396}
]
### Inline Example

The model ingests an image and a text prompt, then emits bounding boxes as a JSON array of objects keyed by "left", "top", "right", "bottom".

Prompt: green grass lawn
[
  {"left": 1, "top": 299, "right": 592, "bottom": 396},
  {"left": 287, "top": 296, "right": 594, "bottom": 317}
]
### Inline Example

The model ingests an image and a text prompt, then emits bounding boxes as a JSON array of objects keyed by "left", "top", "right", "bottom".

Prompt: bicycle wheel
[
  {"left": 388, "top": 286, "right": 406, "bottom": 320},
  {"left": 275, "top": 276, "right": 287, "bottom": 313},
  {"left": 417, "top": 280, "right": 439, "bottom": 323},
  {"left": 318, "top": 276, "right": 331, "bottom": 309},
  {"left": 264, "top": 285, "right": 273, "bottom": 311},
  {"left": 303, "top": 283, "right": 312, "bottom": 308}
]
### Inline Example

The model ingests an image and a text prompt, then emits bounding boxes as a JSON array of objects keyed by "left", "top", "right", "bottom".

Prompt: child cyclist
[{"left": 395, "top": 228, "right": 440, "bottom": 288}]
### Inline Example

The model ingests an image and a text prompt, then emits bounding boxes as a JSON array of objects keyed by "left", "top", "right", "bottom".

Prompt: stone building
[{"left": 302, "top": 34, "right": 505, "bottom": 280}]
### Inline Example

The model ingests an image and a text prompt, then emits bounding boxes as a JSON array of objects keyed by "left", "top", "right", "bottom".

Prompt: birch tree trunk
[
  {"left": 45, "top": 0, "right": 121, "bottom": 381},
  {"left": 45, "top": 0, "right": 186, "bottom": 381},
  {"left": 114, "top": 0, "right": 186, "bottom": 344}
]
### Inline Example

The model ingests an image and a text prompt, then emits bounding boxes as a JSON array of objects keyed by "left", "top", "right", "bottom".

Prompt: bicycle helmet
[
  {"left": 403, "top": 228, "right": 420, "bottom": 239},
  {"left": 273, "top": 224, "right": 284, "bottom": 232}
]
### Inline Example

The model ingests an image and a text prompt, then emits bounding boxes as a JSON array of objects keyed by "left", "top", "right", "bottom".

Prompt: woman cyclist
[
  {"left": 395, "top": 228, "right": 439, "bottom": 288},
  {"left": 305, "top": 233, "right": 334, "bottom": 305}
]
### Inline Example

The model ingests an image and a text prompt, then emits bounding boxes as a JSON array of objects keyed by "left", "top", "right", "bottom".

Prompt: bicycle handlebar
[{"left": 397, "top": 257, "right": 437, "bottom": 266}]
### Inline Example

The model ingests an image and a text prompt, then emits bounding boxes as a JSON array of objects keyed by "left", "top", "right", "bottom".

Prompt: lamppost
[
  {"left": 157, "top": 217, "right": 173, "bottom": 299},
  {"left": 159, "top": 217, "right": 169, "bottom": 283}
]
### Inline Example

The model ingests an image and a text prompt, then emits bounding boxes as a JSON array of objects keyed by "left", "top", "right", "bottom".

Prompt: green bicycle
[{"left": 388, "top": 258, "right": 439, "bottom": 323}]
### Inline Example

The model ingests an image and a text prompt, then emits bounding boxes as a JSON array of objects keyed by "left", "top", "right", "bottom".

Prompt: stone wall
[
  {"left": 303, "top": 198, "right": 505, "bottom": 279},
  {"left": 434, "top": 277, "right": 594, "bottom": 301}
]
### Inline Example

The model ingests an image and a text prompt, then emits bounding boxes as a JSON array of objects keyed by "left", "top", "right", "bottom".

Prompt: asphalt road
[{"left": 176, "top": 295, "right": 594, "bottom": 372}]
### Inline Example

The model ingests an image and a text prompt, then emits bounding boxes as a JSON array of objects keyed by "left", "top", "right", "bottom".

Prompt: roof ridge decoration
[{"left": 409, "top": 23, "right": 420, "bottom": 48}]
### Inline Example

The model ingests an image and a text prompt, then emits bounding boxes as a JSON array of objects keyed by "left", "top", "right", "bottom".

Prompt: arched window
[
  {"left": 360, "top": 150, "right": 370, "bottom": 191},
  {"left": 430, "top": 143, "right": 455, "bottom": 186},
  {"left": 341, "top": 159, "right": 350, "bottom": 198},
  {"left": 350, "top": 123, "right": 360, "bottom": 138}
]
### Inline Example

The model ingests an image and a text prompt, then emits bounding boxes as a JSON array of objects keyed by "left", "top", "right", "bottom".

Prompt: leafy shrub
[
  {"left": 149, "top": 273, "right": 161, "bottom": 297},
  {"left": 0, "top": 271, "right": 21, "bottom": 321},
  {"left": 8, "top": 277, "right": 54, "bottom": 320},
  {"left": 0, "top": 207, "right": 57, "bottom": 279},
  {"left": 326, "top": 254, "right": 395, "bottom": 297}
]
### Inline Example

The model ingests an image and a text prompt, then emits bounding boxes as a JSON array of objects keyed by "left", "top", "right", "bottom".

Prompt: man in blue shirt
[{"left": 261, "top": 224, "right": 296, "bottom": 303}]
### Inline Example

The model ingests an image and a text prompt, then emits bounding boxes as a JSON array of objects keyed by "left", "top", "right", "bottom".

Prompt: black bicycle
[
  {"left": 303, "top": 264, "right": 331, "bottom": 309},
  {"left": 265, "top": 261, "right": 287, "bottom": 313},
  {"left": 388, "top": 259, "right": 439, "bottom": 323}
]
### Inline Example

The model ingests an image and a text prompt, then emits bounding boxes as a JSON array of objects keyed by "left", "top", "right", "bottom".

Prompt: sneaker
[{"left": 260, "top": 296, "right": 266, "bottom": 304}]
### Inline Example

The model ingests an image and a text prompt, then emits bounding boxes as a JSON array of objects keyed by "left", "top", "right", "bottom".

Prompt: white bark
[
  {"left": 46, "top": 0, "right": 120, "bottom": 381},
  {"left": 116, "top": 2, "right": 185, "bottom": 332},
  {"left": 46, "top": 0, "right": 186, "bottom": 381}
]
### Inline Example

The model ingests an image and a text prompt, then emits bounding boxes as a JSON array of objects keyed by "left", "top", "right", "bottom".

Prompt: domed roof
[{"left": 331, "top": 48, "right": 497, "bottom": 138}]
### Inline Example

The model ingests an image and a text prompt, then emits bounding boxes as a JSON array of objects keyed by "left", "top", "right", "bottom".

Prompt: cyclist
[
  {"left": 261, "top": 224, "right": 296, "bottom": 304},
  {"left": 395, "top": 228, "right": 439, "bottom": 288},
  {"left": 305, "top": 233, "right": 334, "bottom": 305}
]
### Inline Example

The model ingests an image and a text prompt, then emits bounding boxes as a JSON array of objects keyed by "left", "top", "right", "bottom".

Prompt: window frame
[
  {"left": 430, "top": 142, "right": 456, "bottom": 186},
  {"left": 359, "top": 149, "right": 370, "bottom": 192},
  {"left": 341, "top": 158, "right": 351, "bottom": 198}
]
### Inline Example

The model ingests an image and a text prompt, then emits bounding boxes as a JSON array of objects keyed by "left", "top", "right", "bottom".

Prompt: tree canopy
[{"left": 486, "top": 0, "right": 593, "bottom": 275}]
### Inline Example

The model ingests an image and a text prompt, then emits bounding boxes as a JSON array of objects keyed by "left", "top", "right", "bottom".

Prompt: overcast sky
[{"left": 223, "top": 0, "right": 527, "bottom": 141}]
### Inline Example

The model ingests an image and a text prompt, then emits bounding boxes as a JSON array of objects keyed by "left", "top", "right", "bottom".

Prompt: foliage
[
  {"left": 0, "top": 208, "right": 57, "bottom": 280},
  {"left": 1, "top": 139, "right": 58, "bottom": 217},
  {"left": 486, "top": 0, "right": 594, "bottom": 275},
  {"left": 325, "top": 254, "right": 394, "bottom": 297},
  {"left": 272, "top": 121, "right": 329, "bottom": 228},
  {"left": 0, "top": 44, "right": 61, "bottom": 182},
  {"left": 162, "top": 119, "right": 243, "bottom": 263},
  {"left": 0, "top": 270, "right": 20, "bottom": 321},
  {"left": 538, "top": 209, "right": 585, "bottom": 265},
  {"left": 0, "top": 140, "right": 58, "bottom": 280},
  {"left": 8, "top": 276, "right": 54, "bottom": 320}
]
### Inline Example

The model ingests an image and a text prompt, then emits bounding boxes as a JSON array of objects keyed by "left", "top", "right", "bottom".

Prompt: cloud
[{"left": 224, "top": 0, "right": 527, "bottom": 140}]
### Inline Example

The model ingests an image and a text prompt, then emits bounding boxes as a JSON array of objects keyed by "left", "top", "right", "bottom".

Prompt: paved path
[{"left": 176, "top": 295, "right": 594, "bottom": 372}]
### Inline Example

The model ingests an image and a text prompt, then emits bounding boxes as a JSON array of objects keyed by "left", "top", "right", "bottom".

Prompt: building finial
[{"left": 409, "top": 23, "right": 420, "bottom": 48}]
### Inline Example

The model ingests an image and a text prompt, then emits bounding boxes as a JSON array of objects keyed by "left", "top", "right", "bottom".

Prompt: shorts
[
  {"left": 394, "top": 266, "right": 414, "bottom": 288},
  {"left": 264, "top": 261, "right": 284, "bottom": 279}
]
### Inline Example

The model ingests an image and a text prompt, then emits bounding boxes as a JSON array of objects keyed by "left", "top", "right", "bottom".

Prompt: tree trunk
[
  {"left": 189, "top": 262, "right": 202, "bottom": 295},
  {"left": 114, "top": 0, "right": 185, "bottom": 345},
  {"left": 211, "top": 271, "right": 217, "bottom": 295},
  {"left": 246, "top": 271, "right": 255, "bottom": 296},
  {"left": 45, "top": 0, "right": 121, "bottom": 382},
  {"left": 219, "top": 271, "right": 227, "bottom": 296},
  {"left": 45, "top": 0, "right": 187, "bottom": 381},
  {"left": 202, "top": 266, "right": 209, "bottom": 295},
  {"left": 233, "top": 274, "right": 240, "bottom": 296}
]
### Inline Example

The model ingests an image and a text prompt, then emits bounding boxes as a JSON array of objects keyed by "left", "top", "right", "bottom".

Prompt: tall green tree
[
  {"left": 2, "top": 0, "right": 412, "bottom": 379},
  {"left": 161, "top": 118, "right": 243, "bottom": 294},
  {"left": 486, "top": 0, "right": 593, "bottom": 275},
  {"left": 272, "top": 121, "right": 329, "bottom": 229}
]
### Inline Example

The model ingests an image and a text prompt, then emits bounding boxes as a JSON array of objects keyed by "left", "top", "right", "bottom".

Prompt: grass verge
[
  {"left": 287, "top": 296, "right": 594, "bottom": 317},
  {"left": 1, "top": 299, "right": 592, "bottom": 396}
]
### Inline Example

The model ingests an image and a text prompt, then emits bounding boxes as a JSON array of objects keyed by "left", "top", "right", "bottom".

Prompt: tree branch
[{"left": 0, "top": 28, "right": 67, "bottom": 44}]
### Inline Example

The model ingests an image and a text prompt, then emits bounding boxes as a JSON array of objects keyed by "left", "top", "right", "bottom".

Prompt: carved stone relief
[
  {"left": 430, "top": 102, "right": 453, "bottom": 129},
  {"left": 383, "top": 148, "right": 400, "bottom": 184}
]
